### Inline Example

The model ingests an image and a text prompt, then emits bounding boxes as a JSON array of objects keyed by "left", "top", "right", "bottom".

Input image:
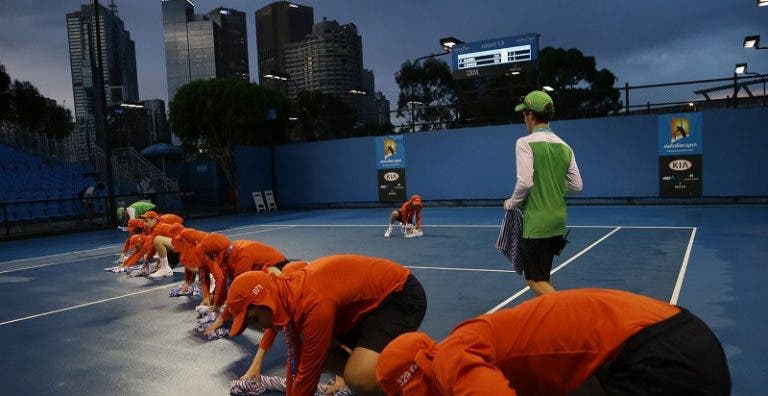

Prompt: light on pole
[{"left": 735, "top": 63, "right": 767, "bottom": 106}]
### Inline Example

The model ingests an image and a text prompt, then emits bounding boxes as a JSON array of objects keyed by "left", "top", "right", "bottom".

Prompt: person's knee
[
  {"left": 343, "top": 368, "right": 382, "bottom": 396},
  {"left": 343, "top": 354, "right": 382, "bottom": 395}
]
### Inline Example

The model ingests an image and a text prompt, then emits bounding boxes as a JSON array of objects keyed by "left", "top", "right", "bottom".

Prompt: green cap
[
  {"left": 515, "top": 90, "right": 554, "bottom": 113},
  {"left": 116, "top": 207, "right": 126, "bottom": 219}
]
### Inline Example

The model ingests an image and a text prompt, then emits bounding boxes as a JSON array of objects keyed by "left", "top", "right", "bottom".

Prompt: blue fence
[{"left": 236, "top": 106, "right": 768, "bottom": 207}]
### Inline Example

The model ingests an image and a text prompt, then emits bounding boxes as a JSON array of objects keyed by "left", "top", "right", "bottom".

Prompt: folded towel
[{"left": 229, "top": 376, "right": 353, "bottom": 396}]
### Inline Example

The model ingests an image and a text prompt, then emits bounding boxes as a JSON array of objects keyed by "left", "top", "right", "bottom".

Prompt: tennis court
[{"left": 0, "top": 205, "right": 764, "bottom": 395}]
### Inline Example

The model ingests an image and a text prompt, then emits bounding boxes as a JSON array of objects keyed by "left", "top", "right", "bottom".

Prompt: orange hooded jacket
[
  {"left": 376, "top": 288, "right": 680, "bottom": 396},
  {"left": 225, "top": 254, "right": 411, "bottom": 396},
  {"left": 398, "top": 195, "right": 423, "bottom": 228}
]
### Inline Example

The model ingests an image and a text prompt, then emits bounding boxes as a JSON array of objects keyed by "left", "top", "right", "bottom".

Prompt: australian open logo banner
[
  {"left": 376, "top": 135, "right": 406, "bottom": 169},
  {"left": 658, "top": 113, "right": 703, "bottom": 156}
]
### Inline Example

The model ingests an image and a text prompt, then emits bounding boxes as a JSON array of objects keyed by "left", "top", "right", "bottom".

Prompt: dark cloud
[{"left": 0, "top": 0, "right": 765, "bottom": 113}]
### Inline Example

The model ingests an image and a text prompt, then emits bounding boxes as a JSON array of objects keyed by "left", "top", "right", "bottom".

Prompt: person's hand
[
  {"left": 503, "top": 199, "right": 515, "bottom": 210},
  {"left": 210, "top": 305, "right": 219, "bottom": 313},
  {"left": 204, "top": 317, "right": 224, "bottom": 336},
  {"left": 322, "top": 376, "right": 347, "bottom": 395},
  {"left": 201, "top": 296, "right": 211, "bottom": 306},
  {"left": 240, "top": 366, "right": 261, "bottom": 380}
]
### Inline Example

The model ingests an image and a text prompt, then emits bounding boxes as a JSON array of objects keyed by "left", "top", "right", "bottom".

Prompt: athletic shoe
[
  {"left": 148, "top": 266, "right": 174, "bottom": 279},
  {"left": 104, "top": 266, "right": 117, "bottom": 272},
  {"left": 111, "top": 266, "right": 127, "bottom": 273},
  {"left": 384, "top": 225, "right": 393, "bottom": 238}
]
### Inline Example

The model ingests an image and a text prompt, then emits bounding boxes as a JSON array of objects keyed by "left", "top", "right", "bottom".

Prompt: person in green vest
[
  {"left": 116, "top": 200, "right": 156, "bottom": 230},
  {"left": 503, "top": 90, "right": 583, "bottom": 296}
]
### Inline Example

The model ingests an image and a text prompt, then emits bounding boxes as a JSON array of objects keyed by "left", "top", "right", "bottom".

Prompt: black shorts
[
  {"left": 167, "top": 250, "right": 180, "bottom": 269},
  {"left": 521, "top": 236, "right": 563, "bottom": 281},
  {"left": 580, "top": 308, "right": 731, "bottom": 395},
  {"left": 336, "top": 274, "right": 427, "bottom": 353}
]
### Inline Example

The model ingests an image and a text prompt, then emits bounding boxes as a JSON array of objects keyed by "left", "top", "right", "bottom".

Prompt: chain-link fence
[{"left": 284, "top": 74, "right": 768, "bottom": 142}]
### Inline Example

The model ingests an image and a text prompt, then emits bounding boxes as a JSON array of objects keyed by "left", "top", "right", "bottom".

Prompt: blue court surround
[{"left": 0, "top": 205, "right": 765, "bottom": 395}]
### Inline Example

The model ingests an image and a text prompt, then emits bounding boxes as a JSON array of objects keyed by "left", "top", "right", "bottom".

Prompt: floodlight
[{"left": 744, "top": 35, "right": 760, "bottom": 49}]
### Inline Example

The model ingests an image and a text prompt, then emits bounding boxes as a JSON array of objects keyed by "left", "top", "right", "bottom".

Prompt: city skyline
[{"left": 1, "top": 0, "right": 766, "bottom": 115}]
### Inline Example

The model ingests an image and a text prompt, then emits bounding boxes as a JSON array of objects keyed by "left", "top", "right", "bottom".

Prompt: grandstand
[{"left": 0, "top": 143, "right": 98, "bottom": 229}]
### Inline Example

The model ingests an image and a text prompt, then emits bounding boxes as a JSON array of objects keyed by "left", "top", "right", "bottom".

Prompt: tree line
[{"left": 0, "top": 63, "right": 74, "bottom": 139}]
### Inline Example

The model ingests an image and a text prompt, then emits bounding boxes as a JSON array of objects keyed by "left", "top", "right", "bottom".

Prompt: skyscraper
[
  {"left": 162, "top": 1, "right": 249, "bottom": 103},
  {"left": 66, "top": 1, "right": 138, "bottom": 163},
  {"left": 255, "top": 1, "right": 313, "bottom": 91},
  {"left": 207, "top": 7, "right": 249, "bottom": 82}
]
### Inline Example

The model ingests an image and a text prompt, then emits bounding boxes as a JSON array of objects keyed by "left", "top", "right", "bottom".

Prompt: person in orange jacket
[
  {"left": 196, "top": 233, "right": 288, "bottom": 281},
  {"left": 376, "top": 288, "right": 730, "bottom": 396},
  {"left": 117, "top": 218, "right": 146, "bottom": 264},
  {"left": 384, "top": 195, "right": 423, "bottom": 238},
  {"left": 139, "top": 211, "right": 184, "bottom": 278},
  {"left": 172, "top": 228, "right": 210, "bottom": 294},
  {"left": 207, "top": 254, "right": 427, "bottom": 395}
]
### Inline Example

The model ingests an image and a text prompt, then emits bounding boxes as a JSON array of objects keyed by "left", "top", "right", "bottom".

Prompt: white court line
[
  {"left": 0, "top": 244, "right": 123, "bottom": 265},
  {"left": 0, "top": 226, "right": 295, "bottom": 274},
  {"left": 407, "top": 265, "right": 516, "bottom": 273},
  {"left": 486, "top": 226, "right": 623, "bottom": 314},
  {"left": 0, "top": 253, "right": 117, "bottom": 275},
  {"left": 669, "top": 227, "right": 697, "bottom": 304},
  {"left": 216, "top": 223, "right": 695, "bottom": 229},
  {"left": 226, "top": 225, "right": 296, "bottom": 239},
  {"left": 0, "top": 283, "right": 177, "bottom": 326}
]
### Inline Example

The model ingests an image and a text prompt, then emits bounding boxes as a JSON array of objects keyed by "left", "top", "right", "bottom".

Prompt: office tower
[
  {"left": 207, "top": 7, "right": 250, "bottom": 82},
  {"left": 162, "top": 1, "right": 249, "bottom": 103},
  {"left": 66, "top": 0, "right": 138, "bottom": 163},
  {"left": 284, "top": 19, "right": 363, "bottom": 105},
  {"left": 255, "top": 1, "right": 313, "bottom": 91}
]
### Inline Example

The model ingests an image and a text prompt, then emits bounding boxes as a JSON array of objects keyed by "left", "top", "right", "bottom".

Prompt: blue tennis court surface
[{"left": 0, "top": 205, "right": 765, "bottom": 395}]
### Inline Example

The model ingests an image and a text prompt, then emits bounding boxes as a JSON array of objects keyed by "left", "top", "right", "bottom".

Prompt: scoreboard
[{"left": 451, "top": 33, "right": 539, "bottom": 80}]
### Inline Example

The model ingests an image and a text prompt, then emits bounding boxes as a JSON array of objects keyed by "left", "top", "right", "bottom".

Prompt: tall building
[
  {"left": 207, "top": 8, "right": 250, "bottom": 81},
  {"left": 255, "top": 1, "right": 313, "bottom": 91},
  {"left": 284, "top": 19, "right": 363, "bottom": 101},
  {"left": 162, "top": 1, "right": 249, "bottom": 103},
  {"left": 66, "top": 0, "right": 138, "bottom": 163}
]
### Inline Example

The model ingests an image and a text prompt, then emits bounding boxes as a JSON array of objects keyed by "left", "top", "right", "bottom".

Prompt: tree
[
  {"left": 0, "top": 64, "right": 10, "bottom": 121},
  {"left": 395, "top": 58, "right": 456, "bottom": 131},
  {"left": 292, "top": 90, "right": 357, "bottom": 142},
  {"left": 3, "top": 75, "right": 73, "bottom": 138},
  {"left": 170, "top": 78, "right": 289, "bottom": 200},
  {"left": 536, "top": 47, "right": 621, "bottom": 119}
]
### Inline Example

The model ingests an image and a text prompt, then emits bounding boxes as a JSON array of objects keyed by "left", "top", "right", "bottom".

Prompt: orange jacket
[
  {"left": 398, "top": 200, "right": 422, "bottom": 227},
  {"left": 378, "top": 289, "right": 680, "bottom": 396},
  {"left": 226, "top": 254, "right": 411, "bottom": 396},
  {"left": 256, "top": 261, "right": 308, "bottom": 352},
  {"left": 223, "top": 240, "right": 286, "bottom": 280}
]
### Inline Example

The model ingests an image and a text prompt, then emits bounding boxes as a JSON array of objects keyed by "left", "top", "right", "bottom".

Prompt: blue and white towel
[
  {"left": 194, "top": 311, "right": 229, "bottom": 340},
  {"left": 168, "top": 283, "right": 202, "bottom": 297},
  {"left": 496, "top": 209, "right": 524, "bottom": 275},
  {"left": 229, "top": 375, "right": 353, "bottom": 396}
]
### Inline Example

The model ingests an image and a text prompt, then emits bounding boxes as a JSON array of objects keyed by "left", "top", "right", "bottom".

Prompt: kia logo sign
[
  {"left": 383, "top": 172, "right": 399, "bottom": 182},
  {"left": 669, "top": 159, "right": 692, "bottom": 171}
]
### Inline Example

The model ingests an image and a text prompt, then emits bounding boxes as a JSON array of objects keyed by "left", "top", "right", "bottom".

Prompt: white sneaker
[
  {"left": 148, "top": 266, "right": 174, "bottom": 279},
  {"left": 384, "top": 225, "right": 393, "bottom": 238}
]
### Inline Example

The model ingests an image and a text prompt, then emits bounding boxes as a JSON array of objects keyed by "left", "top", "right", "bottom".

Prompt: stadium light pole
[
  {"left": 736, "top": 63, "right": 767, "bottom": 106},
  {"left": 406, "top": 37, "right": 464, "bottom": 132}
]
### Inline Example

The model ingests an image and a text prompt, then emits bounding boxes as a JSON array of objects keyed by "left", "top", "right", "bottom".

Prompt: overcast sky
[{"left": 1, "top": 0, "right": 766, "bottom": 112}]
